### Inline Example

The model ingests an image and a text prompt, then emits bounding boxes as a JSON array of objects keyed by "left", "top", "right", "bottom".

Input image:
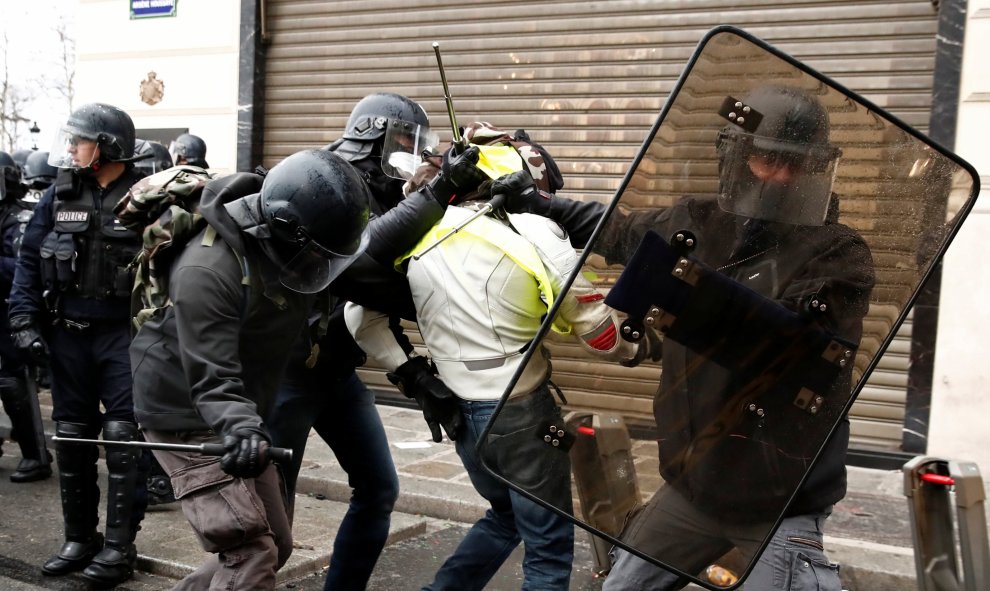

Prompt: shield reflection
[{"left": 478, "top": 25, "right": 979, "bottom": 590}]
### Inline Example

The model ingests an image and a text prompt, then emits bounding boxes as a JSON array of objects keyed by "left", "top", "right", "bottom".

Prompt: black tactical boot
[
  {"left": 0, "top": 376, "right": 53, "bottom": 483},
  {"left": 42, "top": 422, "right": 102, "bottom": 576},
  {"left": 81, "top": 421, "right": 148, "bottom": 587},
  {"left": 146, "top": 456, "right": 176, "bottom": 506}
]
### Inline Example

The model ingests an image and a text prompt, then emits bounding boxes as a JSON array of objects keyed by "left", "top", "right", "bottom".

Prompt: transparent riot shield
[{"left": 478, "top": 25, "right": 979, "bottom": 589}]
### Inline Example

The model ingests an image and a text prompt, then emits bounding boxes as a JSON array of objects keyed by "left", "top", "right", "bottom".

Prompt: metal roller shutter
[{"left": 263, "top": 0, "right": 938, "bottom": 450}]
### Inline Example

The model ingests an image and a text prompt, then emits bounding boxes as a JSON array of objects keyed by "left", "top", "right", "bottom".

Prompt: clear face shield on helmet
[
  {"left": 48, "top": 126, "right": 100, "bottom": 170},
  {"left": 716, "top": 129, "right": 841, "bottom": 226},
  {"left": 380, "top": 118, "right": 439, "bottom": 180}
]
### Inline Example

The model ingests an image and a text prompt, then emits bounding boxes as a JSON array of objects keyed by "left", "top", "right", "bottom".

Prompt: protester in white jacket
[{"left": 346, "top": 169, "right": 638, "bottom": 591}]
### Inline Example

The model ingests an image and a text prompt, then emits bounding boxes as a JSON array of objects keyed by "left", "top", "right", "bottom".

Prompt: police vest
[{"left": 42, "top": 170, "right": 143, "bottom": 300}]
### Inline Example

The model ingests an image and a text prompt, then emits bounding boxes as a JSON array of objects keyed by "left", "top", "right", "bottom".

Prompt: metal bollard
[
  {"left": 903, "top": 456, "right": 990, "bottom": 591},
  {"left": 564, "top": 411, "right": 641, "bottom": 576}
]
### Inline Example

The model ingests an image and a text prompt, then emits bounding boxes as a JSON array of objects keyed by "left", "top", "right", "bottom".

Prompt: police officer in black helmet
[
  {"left": 267, "top": 92, "right": 467, "bottom": 591},
  {"left": 168, "top": 133, "right": 209, "bottom": 169},
  {"left": 133, "top": 139, "right": 175, "bottom": 178},
  {"left": 0, "top": 150, "right": 52, "bottom": 484},
  {"left": 506, "top": 85, "right": 873, "bottom": 591},
  {"left": 131, "top": 150, "right": 373, "bottom": 590},
  {"left": 7, "top": 103, "right": 151, "bottom": 586}
]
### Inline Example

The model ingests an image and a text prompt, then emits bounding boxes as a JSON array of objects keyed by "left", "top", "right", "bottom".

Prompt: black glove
[
  {"left": 423, "top": 145, "right": 488, "bottom": 207},
  {"left": 620, "top": 326, "right": 663, "bottom": 368},
  {"left": 219, "top": 428, "right": 271, "bottom": 478},
  {"left": 387, "top": 356, "right": 463, "bottom": 443},
  {"left": 490, "top": 170, "right": 538, "bottom": 210},
  {"left": 9, "top": 315, "right": 49, "bottom": 364}
]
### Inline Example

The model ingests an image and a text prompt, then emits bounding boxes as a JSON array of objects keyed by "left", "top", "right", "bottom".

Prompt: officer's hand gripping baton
[{"left": 51, "top": 435, "right": 293, "bottom": 463}]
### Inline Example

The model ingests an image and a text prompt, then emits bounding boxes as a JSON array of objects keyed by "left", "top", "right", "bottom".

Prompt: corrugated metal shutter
[{"left": 263, "top": 0, "right": 938, "bottom": 450}]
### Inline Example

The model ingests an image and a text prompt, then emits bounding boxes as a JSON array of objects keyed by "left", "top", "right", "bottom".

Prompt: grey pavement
[{"left": 0, "top": 392, "right": 950, "bottom": 590}]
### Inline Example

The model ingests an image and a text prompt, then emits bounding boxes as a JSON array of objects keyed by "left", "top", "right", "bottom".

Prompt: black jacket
[
  {"left": 131, "top": 173, "right": 444, "bottom": 434},
  {"left": 130, "top": 173, "right": 311, "bottom": 435},
  {"left": 553, "top": 195, "right": 875, "bottom": 521}
]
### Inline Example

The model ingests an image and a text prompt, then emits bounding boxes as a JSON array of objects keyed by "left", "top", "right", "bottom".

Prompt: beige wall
[
  {"left": 929, "top": 0, "right": 990, "bottom": 473},
  {"left": 73, "top": 0, "right": 241, "bottom": 173}
]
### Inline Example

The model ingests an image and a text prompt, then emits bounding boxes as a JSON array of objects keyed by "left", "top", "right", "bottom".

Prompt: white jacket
[{"left": 346, "top": 204, "right": 635, "bottom": 401}]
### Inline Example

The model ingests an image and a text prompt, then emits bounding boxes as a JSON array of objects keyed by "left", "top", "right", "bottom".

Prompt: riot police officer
[
  {"left": 168, "top": 133, "right": 209, "bottom": 168},
  {"left": 267, "top": 92, "right": 451, "bottom": 591},
  {"left": 133, "top": 139, "right": 174, "bottom": 177},
  {"left": 8, "top": 103, "right": 150, "bottom": 586},
  {"left": 0, "top": 150, "right": 51, "bottom": 483}
]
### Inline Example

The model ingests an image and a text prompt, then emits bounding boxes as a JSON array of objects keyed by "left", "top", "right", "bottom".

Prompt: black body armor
[{"left": 41, "top": 170, "right": 142, "bottom": 304}]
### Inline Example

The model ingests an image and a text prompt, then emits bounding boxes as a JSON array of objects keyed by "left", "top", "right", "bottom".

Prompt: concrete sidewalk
[{"left": 9, "top": 392, "right": 945, "bottom": 590}]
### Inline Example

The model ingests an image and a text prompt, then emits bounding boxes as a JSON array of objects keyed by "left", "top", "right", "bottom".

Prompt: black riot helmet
[
  {"left": 168, "top": 133, "right": 209, "bottom": 168},
  {"left": 21, "top": 150, "right": 57, "bottom": 204},
  {"left": 11, "top": 149, "right": 31, "bottom": 171},
  {"left": 335, "top": 93, "right": 435, "bottom": 173},
  {"left": 48, "top": 103, "right": 137, "bottom": 171},
  {"left": 22, "top": 150, "right": 58, "bottom": 186},
  {"left": 715, "top": 85, "right": 842, "bottom": 226},
  {"left": 133, "top": 139, "right": 175, "bottom": 177},
  {"left": 257, "top": 149, "right": 371, "bottom": 293}
]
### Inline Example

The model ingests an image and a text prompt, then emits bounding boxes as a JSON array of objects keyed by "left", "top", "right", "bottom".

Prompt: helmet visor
[
  {"left": 48, "top": 126, "right": 100, "bottom": 170},
  {"left": 381, "top": 119, "right": 439, "bottom": 180},
  {"left": 716, "top": 130, "right": 841, "bottom": 226},
  {"left": 278, "top": 227, "right": 370, "bottom": 294}
]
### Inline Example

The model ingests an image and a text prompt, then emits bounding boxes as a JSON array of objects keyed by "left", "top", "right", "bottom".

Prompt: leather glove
[
  {"left": 387, "top": 356, "right": 463, "bottom": 443},
  {"left": 490, "top": 170, "right": 538, "bottom": 210},
  {"left": 620, "top": 325, "right": 663, "bottom": 368},
  {"left": 423, "top": 145, "right": 488, "bottom": 207},
  {"left": 9, "top": 315, "right": 49, "bottom": 364},
  {"left": 500, "top": 172, "right": 553, "bottom": 216},
  {"left": 219, "top": 428, "right": 271, "bottom": 478}
]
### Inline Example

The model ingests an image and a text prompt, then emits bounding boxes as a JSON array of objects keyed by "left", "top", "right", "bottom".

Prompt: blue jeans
[
  {"left": 268, "top": 369, "right": 400, "bottom": 591},
  {"left": 602, "top": 484, "right": 840, "bottom": 590},
  {"left": 424, "top": 387, "right": 574, "bottom": 591}
]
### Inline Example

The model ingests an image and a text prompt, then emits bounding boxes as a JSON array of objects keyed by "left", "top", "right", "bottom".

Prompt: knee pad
[{"left": 103, "top": 421, "right": 140, "bottom": 473}]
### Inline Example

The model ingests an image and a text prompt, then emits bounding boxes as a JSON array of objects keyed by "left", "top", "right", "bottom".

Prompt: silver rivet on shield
[
  {"left": 552, "top": 439, "right": 560, "bottom": 447},
  {"left": 735, "top": 102, "right": 743, "bottom": 108},
  {"left": 685, "top": 238, "right": 695, "bottom": 247},
  {"left": 737, "top": 117, "right": 745, "bottom": 124},
  {"left": 673, "top": 268, "right": 683, "bottom": 277},
  {"left": 728, "top": 112, "right": 737, "bottom": 119},
  {"left": 622, "top": 326, "right": 631, "bottom": 334},
  {"left": 743, "top": 106, "right": 751, "bottom": 113},
  {"left": 748, "top": 404, "right": 757, "bottom": 411},
  {"left": 756, "top": 408, "right": 765, "bottom": 417},
  {"left": 631, "top": 331, "right": 641, "bottom": 339},
  {"left": 645, "top": 316, "right": 655, "bottom": 326},
  {"left": 544, "top": 435, "right": 551, "bottom": 443}
]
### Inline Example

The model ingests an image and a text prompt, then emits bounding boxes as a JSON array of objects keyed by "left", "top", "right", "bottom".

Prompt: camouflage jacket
[{"left": 113, "top": 165, "right": 216, "bottom": 331}]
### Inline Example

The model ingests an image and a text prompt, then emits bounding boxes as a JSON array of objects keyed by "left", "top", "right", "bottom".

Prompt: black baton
[{"left": 51, "top": 435, "right": 293, "bottom": 463}]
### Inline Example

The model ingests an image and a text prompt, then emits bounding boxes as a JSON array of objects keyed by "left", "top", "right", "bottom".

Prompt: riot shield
[{"left": 477, "top": 25, "right": 979, "bottom": 589}]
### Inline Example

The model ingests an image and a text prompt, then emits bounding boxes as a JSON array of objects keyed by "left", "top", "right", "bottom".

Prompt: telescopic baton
[
  {"left": 433, "top": 41, "right": 466, "bottom": 151},
  {"left": 51, "top": 436, "right": 293, "bottom": 463}
]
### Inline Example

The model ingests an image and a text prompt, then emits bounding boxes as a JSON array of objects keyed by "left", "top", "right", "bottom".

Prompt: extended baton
[
  {"left": 51, "top": 436, "right": 293, "bottom": 463},
  {"left": 432, "top": 41, "right": 465, "bottom": 149},
  {"left": 413, "top": 192, "right": 508, "bottom": 260},
  {"left": 412, "top": 181, "right": 539, "bottom": 260}
]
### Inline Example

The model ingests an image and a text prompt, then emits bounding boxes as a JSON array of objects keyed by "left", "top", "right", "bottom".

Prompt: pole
[
  {"left": 51, "top": 435, "right": 293, "bottom": 463},
  {"left": 433, "top": 42, "right": 465, "bottom": 149}
]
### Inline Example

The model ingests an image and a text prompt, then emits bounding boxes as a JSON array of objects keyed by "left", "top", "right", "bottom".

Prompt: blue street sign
[{"left": 130, "top": 0, "right": 177, "bottom": 19}]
